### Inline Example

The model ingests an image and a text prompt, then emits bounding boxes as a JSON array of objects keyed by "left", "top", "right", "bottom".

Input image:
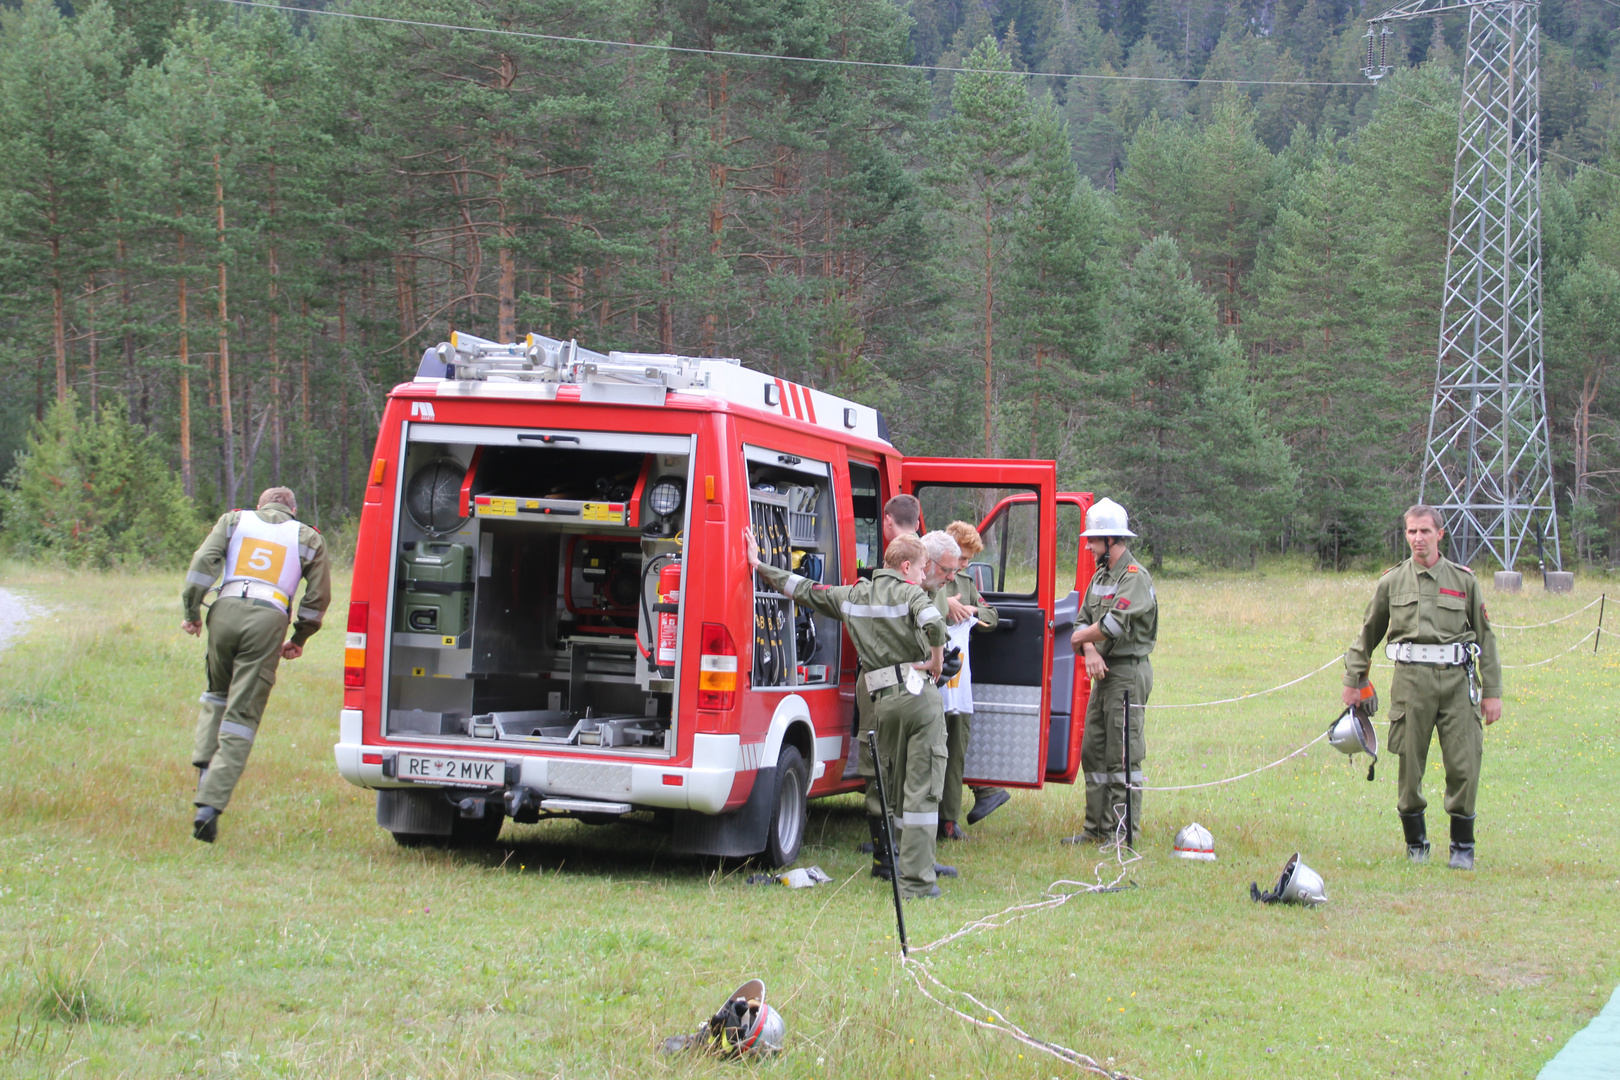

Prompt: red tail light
[
  {"left": 697, "top": 622, "right": 738, "bottom": 710},
  {"left": 344, "top": 601, "right": 369, "bottom": 688}
]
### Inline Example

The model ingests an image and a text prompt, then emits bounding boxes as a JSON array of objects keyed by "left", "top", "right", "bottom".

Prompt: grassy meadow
[{"left": 0, "top": 561, "right": 1615, "bottom": 1079}]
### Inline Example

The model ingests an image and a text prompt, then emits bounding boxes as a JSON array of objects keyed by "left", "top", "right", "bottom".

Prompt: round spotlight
[{"left": 649, "top": 479, "right": 684, "bottom": 517}]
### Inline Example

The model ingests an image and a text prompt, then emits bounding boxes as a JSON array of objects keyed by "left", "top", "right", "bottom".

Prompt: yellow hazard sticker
[
  {"left": 582, "top": 502, "right": 624, "bottom": 523},
  {"left": 479, "top": 497, "right": 517, "bottom": 517},
  {"left": 442, "top": 636, "right": 456, "bottom": 646},
  {"left": 411, "top": 667, "right": 426, "bottom": 677}
]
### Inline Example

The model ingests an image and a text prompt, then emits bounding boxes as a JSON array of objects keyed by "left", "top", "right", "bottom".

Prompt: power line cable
[{"left": 209, "top": 0, "right": 1374, "bottom": 88}]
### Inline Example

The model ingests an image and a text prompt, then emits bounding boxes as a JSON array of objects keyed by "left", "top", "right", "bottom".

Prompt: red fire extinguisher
[{"left": 655, "top": 560, "right": 681, "bottom": 677}]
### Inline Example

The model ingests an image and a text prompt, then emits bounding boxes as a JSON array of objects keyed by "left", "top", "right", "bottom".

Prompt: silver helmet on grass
[
  {"left": 1081, "top": 498, "right": 1136, "bottom": 538},
  {"left": 1173, "top": 822, "right": 1216, "bottom": 861},
  {"left": 1251, "top": 852, "right": 1328, "bottom": 906}
]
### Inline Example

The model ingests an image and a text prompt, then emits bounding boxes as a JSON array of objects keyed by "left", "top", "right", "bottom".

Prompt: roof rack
[{"left": 421, "top": 331, "right": 739, "bottom": 392}]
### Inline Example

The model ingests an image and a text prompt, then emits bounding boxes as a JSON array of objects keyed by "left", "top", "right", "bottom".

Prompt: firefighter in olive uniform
[
  {"left": 1343, "top": 504, "right": 1502, "bottom": 870},
  {"left": 931, "top": 522, "right": 1002, "bottom": 840},
  {"left": 1065, "top": 498, "right": 1157, "bottom": 845},
  {"left": 749, "top": 528, "right": 953, "bottom": 899},
  {"left": 180, "top": 487, "right": 330, "bottom": 842},
  {"left": 851, "top": 495, "right": 922, "bottom": 823}
]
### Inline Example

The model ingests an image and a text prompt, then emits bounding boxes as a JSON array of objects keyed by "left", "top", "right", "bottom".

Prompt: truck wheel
[{"left": 763, "top": 745, "right": 808, "bottom": 868}]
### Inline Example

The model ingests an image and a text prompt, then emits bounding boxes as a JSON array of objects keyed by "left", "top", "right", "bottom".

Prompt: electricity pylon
[{"left": 1364, "top": 0, "right": 1561, "bottom": 571}]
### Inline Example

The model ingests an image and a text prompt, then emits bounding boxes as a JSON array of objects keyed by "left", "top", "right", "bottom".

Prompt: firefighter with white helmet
[
  {"left": 179, "top": 487, "right": 330, "bottom": 842},
  {"left": 1063, "top": 498, "right": 1157, "bottom": 846}
]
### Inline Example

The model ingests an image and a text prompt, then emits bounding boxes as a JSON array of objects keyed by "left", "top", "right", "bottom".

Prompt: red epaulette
[
  {"left": 1457, "top": 564, "right": 1474, "bottom": 574},
  {"left": 1126, "top": 564, "right": 1140, "bottom": 573}
]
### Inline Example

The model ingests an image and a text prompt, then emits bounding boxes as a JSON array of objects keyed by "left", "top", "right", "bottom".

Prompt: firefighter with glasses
[
  {"left": 1065, "top": 498, "right": 1157, "bottom": 846},
  {"left": 1343, "top": 504, "right": 1501, "bottom": 870},
  {"left": 180, "top": 487, "right": 330, "bottom": 843},
  {"left": 747, "top": 527, "right": 955, "bottom": 899}
]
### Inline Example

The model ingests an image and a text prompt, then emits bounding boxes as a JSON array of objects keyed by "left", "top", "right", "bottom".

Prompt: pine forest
[{"left": 3, "top": 0, "right": 1620, "bottom": 568}]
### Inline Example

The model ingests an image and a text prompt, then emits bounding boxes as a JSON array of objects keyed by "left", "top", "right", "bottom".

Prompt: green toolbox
[{"left": 395, "top": 541, "right": 474, "bottom": 639}]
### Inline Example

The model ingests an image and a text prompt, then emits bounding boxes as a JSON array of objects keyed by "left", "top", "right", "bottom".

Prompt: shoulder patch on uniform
[
  {"left": 1115, "top": 597, "right": 1132, "bottom": 610},
  {"left": 1380, "top": 564, "right": 1400, "bottom": 577},
  {"left": 1457, "top": 563, "right": 1474, "bottom": 573},
  {"left": 811, "top": 584, "right": 830, "bottom": 591},
  {"left": 1439, "top": 587, "right": 1466, "bottom": 599},
  {"left": 1126, "top": 564, "right": 1140, "bottom": 573}
]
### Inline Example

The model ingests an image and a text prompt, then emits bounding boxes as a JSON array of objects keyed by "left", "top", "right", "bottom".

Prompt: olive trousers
[
  {"left": 193, "top": 598, "right": 287, "bottom": 810},
  {"left": 1387, "top": 663, "right": 1483, "bottom": 818},
  {"left": 1080, "top": 656, "right": 1152, "bottom": 839},
  {"left": 873, "top": 681, "right": 947, "bottom": 897}
]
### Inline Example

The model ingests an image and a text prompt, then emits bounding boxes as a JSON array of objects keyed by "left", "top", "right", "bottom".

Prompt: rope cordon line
[
  {"left": 901, "top": 817, "right": 1145, "bottom": 1078},
  {"left": 1489, "top": 594, "right": 1604, "bottom": 629}
]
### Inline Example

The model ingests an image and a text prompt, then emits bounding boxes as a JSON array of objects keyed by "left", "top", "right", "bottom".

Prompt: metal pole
[
  {"left": 1121, "top": 689, "right": 1133, "bottom": 850},
  {"left": 867, "top": 730, "right": 908, "bottom": 958},
  {"left": 1597, "top": 593, "right": 1606, "bottom": 655}
]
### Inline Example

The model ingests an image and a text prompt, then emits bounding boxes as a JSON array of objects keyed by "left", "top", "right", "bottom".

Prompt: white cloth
[{"left": 939, "top": 618, "right": 975, "bottom": 713}]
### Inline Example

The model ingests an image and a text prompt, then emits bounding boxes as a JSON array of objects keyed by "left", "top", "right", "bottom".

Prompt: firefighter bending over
[
  {"left": 1064, "top": 498, "right": 1157, "bottom": 847},
  {"left": 180, "top": 487, "right": 330, "bottom": 843},
  {"left": 747, "top": 527, "right": 955, "bottom": 899}
]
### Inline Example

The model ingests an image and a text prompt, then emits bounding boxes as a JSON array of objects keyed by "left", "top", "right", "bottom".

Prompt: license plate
[{"left": 395, "top": 752, "right": 505, "bottom": 787}]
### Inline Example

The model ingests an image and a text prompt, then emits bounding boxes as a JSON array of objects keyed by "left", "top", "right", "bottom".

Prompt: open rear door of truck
[{"left": 900, "top": 459, "right": 1057, "bottom": 789}]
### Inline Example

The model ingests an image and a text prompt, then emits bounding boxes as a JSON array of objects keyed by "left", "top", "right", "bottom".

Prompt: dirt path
[{"left": 0, "top": 586, "right": 40, "bottom": 656}]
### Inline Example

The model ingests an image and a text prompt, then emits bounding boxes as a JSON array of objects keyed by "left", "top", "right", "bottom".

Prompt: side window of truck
[
  {"left": 849, "top": 462, "right": 881, "bottom": 570},
  {"left": 745, "top": 445, "right": 840, "bottom": 688}
]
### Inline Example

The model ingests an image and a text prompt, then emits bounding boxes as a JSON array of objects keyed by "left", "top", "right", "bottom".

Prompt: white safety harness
[{"left": 219, "top": 511, "right": 305, "bottom": 615}]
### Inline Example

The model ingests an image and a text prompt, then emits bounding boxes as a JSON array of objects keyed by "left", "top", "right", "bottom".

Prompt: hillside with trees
[{"left": 2, "top": 0, "right": 1618, "bottom": 567}]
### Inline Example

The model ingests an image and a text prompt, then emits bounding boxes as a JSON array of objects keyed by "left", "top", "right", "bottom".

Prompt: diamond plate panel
[
  {"left": 547, "top": 760, "right": 632, "bottom": 798},
  {"left": 963, "top": 683, "right": 1042, "bottom": 785}
]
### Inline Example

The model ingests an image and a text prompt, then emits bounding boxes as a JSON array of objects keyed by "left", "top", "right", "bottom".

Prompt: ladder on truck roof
[{"left": 420, "top": 330, "right": 738, "bottom": 392}]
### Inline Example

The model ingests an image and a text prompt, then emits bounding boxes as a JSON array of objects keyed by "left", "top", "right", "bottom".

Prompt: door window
[{"left": 915, "top": 486, "right": 1040, "bottom": 598}]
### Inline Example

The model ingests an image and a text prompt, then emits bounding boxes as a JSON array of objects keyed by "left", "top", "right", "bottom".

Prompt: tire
[{"left": 763, "top": 745, "right": 809, "bottom": 868}]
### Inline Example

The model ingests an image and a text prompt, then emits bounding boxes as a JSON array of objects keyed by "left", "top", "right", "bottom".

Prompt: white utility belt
[
  {"left": 218, "top": 579, "right": 291, "bottom": 614},
  {"left": 1385, "top": 642, "right": 1472, "bottom": 666},
  {"left": 864, "top": 664, "right": 927, "bottom": 697}
]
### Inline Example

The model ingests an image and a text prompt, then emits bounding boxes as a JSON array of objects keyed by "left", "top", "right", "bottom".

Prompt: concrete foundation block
[
  {"left": 1545, "top": 571, "right": 1575, "bottom": 594},
  {"left": 1494, "top": 571, "right": 1523, "bottom": 593}
]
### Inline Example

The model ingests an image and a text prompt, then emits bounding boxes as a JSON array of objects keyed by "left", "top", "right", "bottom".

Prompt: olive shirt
[
  {"left": 1076, "top": 548, "right": 1158, "bottom": 658},
  {"left": 1343, "top": 555, "right": 1502, "bottom": 698},
  {"left": 181, "top": 507, "right": 332, "bottom": 646},
  {"left": 756, "top": 564, "right": 946, "bottom": 667},
  {"left": 931, "top": 571, "right": 999, "bottom": 633}
]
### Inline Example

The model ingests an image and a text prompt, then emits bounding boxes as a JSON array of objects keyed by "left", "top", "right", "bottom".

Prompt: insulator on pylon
[
  {"left": 1366, "top": 28, "right": 1376, "bottom": 71},
  {"left": 1379, "top": 25, "right": 1390, "bottom": 71}
]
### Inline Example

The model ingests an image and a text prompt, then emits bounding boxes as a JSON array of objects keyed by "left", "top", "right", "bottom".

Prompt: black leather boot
[
  {"left": 1400, "top": 811, "right": 1430, "bottom": 863},
  {"left": 1449, "top": 814, "right": 1475, "bottom": 871},
  {"left": 193, "top": 805, "right": 221, "bottom": 844},
  {"left": 868, "top": 816, "right": 893, "bottom": 880}
]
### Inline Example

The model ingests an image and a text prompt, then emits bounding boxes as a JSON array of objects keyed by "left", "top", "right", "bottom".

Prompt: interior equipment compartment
[
  {"left": 746, "top": 446, "right": 839, "bottom": 688},
  {"left": 384, "top": 429, "right": 692, "bottom": 754}
]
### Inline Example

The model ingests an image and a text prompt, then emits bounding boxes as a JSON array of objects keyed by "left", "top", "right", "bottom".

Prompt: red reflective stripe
[
  {"left": 773, "top": 378, "right": 792, "bottom": 417},
  {"left": 788, "top": 381, "right": 805, "bottom": 420},
  {"left": 802, "top": 387, "right": 817, "bottom": 424},
  {"left": 1439, "top": 587, "right": 1466, "bottom": 598}
]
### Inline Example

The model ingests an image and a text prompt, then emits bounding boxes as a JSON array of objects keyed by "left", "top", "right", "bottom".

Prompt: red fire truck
[{"left": 334, "top": 332, "right": 1096, "bottom": 864}]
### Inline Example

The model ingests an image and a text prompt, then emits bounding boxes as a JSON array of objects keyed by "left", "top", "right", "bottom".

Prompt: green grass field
[{"left": 0, "top": 562, "right": 1615, "bottom": 1079}]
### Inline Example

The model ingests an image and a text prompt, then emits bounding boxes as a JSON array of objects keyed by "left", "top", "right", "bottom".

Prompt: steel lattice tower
[{"left": 1365, "top": 0, "right": 1561, "bottom": 570}]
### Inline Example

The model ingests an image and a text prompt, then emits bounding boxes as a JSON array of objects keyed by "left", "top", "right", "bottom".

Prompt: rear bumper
[{"left": 334, "top": 709, "right": 740, "bottom": 813}]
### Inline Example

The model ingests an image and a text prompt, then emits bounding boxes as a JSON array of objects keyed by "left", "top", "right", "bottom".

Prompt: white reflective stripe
[
  {"left": 1085, "top": 772, "right": 1109, "bottom": 783},
  {"left": 345, "top": 632, "right": 367, "bottom": 649},
  {"left": 700, "top": 654, "right": 739, "bottom": 672},
  {"left": 1106, "top": 770, "right": 1144, "bottom": 783},
  {"left": 199, "top": 692, "right": 226, "bottom": 706},
  {"left": 784, "top": 573, "right": 809, "bottom": 593},
  {"left": 187, "top": 570, "right": 217, "bottom": 587},
  {"left": 842, "top": 601, "right": 910, "bottom": 619},
  {"left": 917, "top": 605, "right": 943, "bottom": 625},
  {"left": 901, "top": 811, "right": 939, "bottom": 827},
  {"left": 297, "top": 544, "right": 317, "bottom": 561},
  {"left": 219, "top": 720, "right": 257, "bottom": 742},
  {"left": 1102, "top": 612, "right": 1123, "bottom": 636},
  {"left": 297, "top": 606, "right": 322, "bottom": 622}
]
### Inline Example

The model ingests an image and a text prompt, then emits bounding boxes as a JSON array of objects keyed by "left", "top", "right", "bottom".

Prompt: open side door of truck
[{"left": 900, "top": 459, "right": 1057, "bottom": 789}]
